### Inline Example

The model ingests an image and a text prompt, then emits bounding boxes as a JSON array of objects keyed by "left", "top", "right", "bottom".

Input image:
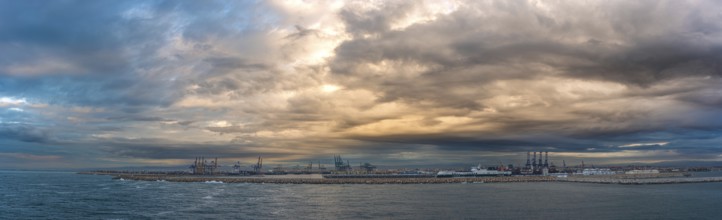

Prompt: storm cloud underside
[{"left": 1, "top": 0, "right": 722, "bottom": 169}]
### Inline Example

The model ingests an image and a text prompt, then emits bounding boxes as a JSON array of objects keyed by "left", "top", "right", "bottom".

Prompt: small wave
[
  {"left": 204, "top": 180, "right": 224, "bottom": 184},
  {"left": 156, "top": 180, "right": 167, "bottom": 182},
  {"left": 203, "top": 195, "right": 213, "bottom": 199},
  {"left": 154, "top": 211, "right": 175, "bottom": 216},
  {"left": 28, "top": 183, "right": 49, "bottom": 186}
]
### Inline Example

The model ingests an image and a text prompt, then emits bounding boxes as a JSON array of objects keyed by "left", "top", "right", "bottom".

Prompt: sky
[{"left": 1, "top": 0, "right": 722, "bottom": 169}]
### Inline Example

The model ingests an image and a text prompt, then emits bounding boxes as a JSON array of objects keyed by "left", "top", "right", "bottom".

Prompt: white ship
[{"left": 437, "top": 164, "right": 512, "bottom": 177}]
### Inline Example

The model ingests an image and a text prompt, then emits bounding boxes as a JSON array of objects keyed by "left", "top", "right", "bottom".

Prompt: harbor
[
  {"left": 77, "top": 171, "right": 722, "bottom": 185},
  {"left": 99, "top": 173, "right": 557, "bottom": 184},
  {"left": 78, "top": 152, "right": 722, "bottom": 185}
]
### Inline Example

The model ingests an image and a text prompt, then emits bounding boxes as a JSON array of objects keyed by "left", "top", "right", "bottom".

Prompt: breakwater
[
  {"left": 108, "top": 174, "right": 555, "bottom": 184},
  {"left": 561, "top": 176, "right": 722, "bottom": 184},
  {"left": 323, "top": 174, "right": 436, "bottom": 178},
  {"left": 566, "top": 172, "right": 688, "bottom": 179},
  {"left": 80, "top": 172, "right": 722, "bottom": 185}
]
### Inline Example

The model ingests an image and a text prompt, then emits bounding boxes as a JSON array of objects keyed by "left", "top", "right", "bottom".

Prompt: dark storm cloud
[
  {"left": 321, "top": 0, "right": 722, "bottom": 157},
  {"left": 0, "top": 0, "right": 286, "bottom": 167},
  {"left": 98, "top": 138, "right": 287, "bottom": 160},
  {"left": 0, "top": 1, "right": 139, "bottom": 73},
  {"left": 346, "top": 130, "right": 608, "bottom": 152},
  {"left": 189, "top": 57, "right": 279, "bottom": 97},
  {"left": 0, "top": 123, "right": 51, "bottom": 143},
  {"left": 0, "top": 0, "right": 181, "bottom": 108},
  {"left": 333, "top": 1, "right": 722, "bottom": 90},
  {"left": 2, "top": 0, "right": 722, "bottom": 168},
  {"left": 563, "top": 38, "right": 722, "bottom": 86},
  {"left": 0, "top": 0, "right": 276, "bottom": 108}
]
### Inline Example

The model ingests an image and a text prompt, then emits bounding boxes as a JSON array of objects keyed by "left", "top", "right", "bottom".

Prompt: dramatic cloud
[{"left": 1, "top": 0, "right": 722, "bottom": 169}]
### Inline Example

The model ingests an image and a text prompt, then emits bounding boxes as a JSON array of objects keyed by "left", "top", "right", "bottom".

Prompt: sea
[{"left": 2, "top": 171, "right": 722, "bottom": 219}]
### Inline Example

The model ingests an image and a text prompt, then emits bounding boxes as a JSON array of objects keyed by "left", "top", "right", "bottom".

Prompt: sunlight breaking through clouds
[{"left": 1, "top": 0, "right": 722, "bottom": 168}]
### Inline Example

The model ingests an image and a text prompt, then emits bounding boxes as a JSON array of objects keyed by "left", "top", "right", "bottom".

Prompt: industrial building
[
  {"left": 189, "top": 157, "right": 219, "bottom": 175},
  {"left": 359, "top": 162, "right": 377, "bottom": 172},
  {"left": 523, "top": 151, "right": 551, "bottom": 175},
  {"left": 334, "top": 155, "right": 352, "bottom": 172},
  {"left": 581, "top": 168, "right": 617, "bottom": 175}
]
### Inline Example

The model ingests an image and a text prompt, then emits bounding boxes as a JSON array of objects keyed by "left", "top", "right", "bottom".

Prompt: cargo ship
[{"left": 437, "top": 164, "right": 512, "bottom": 177}]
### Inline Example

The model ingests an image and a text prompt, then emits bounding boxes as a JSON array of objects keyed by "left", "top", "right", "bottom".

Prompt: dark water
[{"left": 2, "top": 171, "right": 721, "bottom": 219}]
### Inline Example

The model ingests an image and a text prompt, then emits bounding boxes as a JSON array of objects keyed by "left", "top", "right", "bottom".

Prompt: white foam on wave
[{"left": 204, "top": 180, "right": 224, "bottom": 184}]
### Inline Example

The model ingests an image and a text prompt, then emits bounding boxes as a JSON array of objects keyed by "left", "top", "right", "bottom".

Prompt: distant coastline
[{"left": 78, "top": 171, "right": 722, "bottom": 185}]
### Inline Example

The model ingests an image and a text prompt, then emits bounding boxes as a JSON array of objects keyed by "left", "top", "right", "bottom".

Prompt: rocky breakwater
[
  {"left": 111, "top": 174, "right": 556, "bottom": 184},
  {"left": 560, "top": 174, "right": 722, "bottom": 185},
  {"left": 582, "top": 172, "right": 689, "bottom": 179}
]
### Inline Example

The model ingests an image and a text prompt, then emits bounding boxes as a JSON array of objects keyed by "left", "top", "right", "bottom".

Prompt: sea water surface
[{"left": 1, "top": 171, "right": 721, "bottom": 219}]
